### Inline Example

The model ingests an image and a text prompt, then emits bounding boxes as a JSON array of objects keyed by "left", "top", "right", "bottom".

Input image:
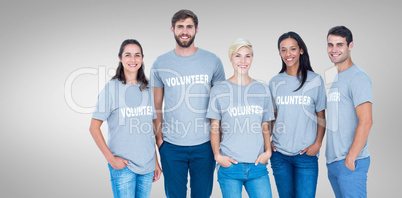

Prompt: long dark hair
[
  {"left": 112, "top": 39, "right": 148, "bottom": 91},
  {"left": 277, "top": 32, "right": 313, "bottom": 92}
]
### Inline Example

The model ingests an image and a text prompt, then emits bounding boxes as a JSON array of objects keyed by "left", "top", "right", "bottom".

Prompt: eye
[{"left": 280, "top": 49, "right": 286, "bottom": 52}]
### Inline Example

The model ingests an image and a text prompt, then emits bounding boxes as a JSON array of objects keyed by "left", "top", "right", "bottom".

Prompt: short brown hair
[
  {"left": 171, "top": 9, "right": 198, "bottom": 29},
  {"left": 327, "top": 26, "right": 353, "bottom": 46}
]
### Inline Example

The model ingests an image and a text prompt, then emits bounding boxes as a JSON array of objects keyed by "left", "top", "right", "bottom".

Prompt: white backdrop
[{"left": 0, "top": 0, "right": 400, "bottom": 197}]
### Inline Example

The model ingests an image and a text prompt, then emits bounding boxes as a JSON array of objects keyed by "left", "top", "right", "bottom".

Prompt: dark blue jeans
[
  {"left": 159, "top": 141, "right": 215, "bottom": 198},
  {"left": 270, "top": 151, "right": 318, "bottom": 198}
]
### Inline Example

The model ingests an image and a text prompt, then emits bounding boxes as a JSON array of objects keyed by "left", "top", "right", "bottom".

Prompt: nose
[
  {"left": 330, "top": 45, "right": 338, "bottom": 52},
  {"left": 240, "top": 56, "right": 246, "bottom": 63},
  {"left": 130, "top": 56, "right": 136, "bottom": 62}
]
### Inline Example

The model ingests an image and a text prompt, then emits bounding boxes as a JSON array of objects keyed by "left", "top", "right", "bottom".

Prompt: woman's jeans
[
  {"left": 217, "top": 162, "right": 272, "bottom": 198},
  {"left": 270, "top": 151, "right": 319, "bottom": 198},
  {"left": 108, "top": 164, "right": 153, "bottom": 198}
]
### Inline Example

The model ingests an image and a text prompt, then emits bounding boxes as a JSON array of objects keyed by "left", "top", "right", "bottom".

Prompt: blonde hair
[{"left": 228, "top": 38, "right": 253, "bottom": 59}]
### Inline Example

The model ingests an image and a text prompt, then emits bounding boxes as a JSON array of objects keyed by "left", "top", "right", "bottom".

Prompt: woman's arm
[
  {"left": 300, "top": 110, "right": 326, "bottom": 155},
  {"left": 255, "top": 121, "right": 272, "bottom": 165},
  {"left": 153, "top": 151, "right": 162, "bottom": 182},
  {"left": 210, "top": 119, "right": 237, "bottom": 167},
  {"left": 153, "top": 87, "right": 164, "bottom": 148},
  {"left": 89, "top": 118, "right": 128, "bottom": 169},
  {"left": 269, "top": 109, "right": 277, "bottom": 152}
]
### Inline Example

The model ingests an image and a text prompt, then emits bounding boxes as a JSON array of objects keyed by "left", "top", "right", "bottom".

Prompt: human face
[
  {"left": 171, "top": 17, "right": 198, "bottom": 48},
  {"left": 279, "top": 38, "right": 303, "bottom": 68},
  {"left": 119, "top": 44, "right": 143, "bottom": 74},
  {"left": 327, "top": 35, "right": 353, "bottom": 65},
  {"left": 231, "top": 47, "right": 253, "bottom": 75}
]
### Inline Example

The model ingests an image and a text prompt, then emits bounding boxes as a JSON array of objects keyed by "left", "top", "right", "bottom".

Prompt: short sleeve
[
  {"left": 150, "top": 60, "right": 164, "bottom": 88},
  {"left": 211, "top": 57, "right": 225, "bottom": 85},
  {"left": 206, "top": 89, "right": 222, "bottom": 120},
  {"left": 263, "top": 85, "right": 275, "bottom": 122},
  {"left": 92, "top": 83, "right": 114, "bottom": 121},
  {"left": 148, "top": 86, "right": 157, "bottom": 120},
  {"left": 350, "top": 72, "right": 373, "bottom": 108},
  {"left": 315, "top": 76, "right": 327, "bottom": 112},
  {"left": 268, "top": 80, "right": 277, "bottom": 110}
]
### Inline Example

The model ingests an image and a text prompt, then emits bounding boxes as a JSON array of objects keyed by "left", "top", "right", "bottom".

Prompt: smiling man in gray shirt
[
  {"left": 151, "top": 9, "right": 225, "bottom": 198},
  {"left": 325, "top": 26, "right": 373, "bottom": 198}
]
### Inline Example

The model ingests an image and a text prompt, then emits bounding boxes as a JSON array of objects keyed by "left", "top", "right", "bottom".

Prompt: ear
[
  {"left": 348, "top": 41, "right": 354, "bottom": 51},
  {"left": 196, "top": 27, "right": 199, "bottom": 34},
  {"left": 300, "top": 48, "right": 304, "bottom": 55},
  {"left": 118, "top": 55, "right": 122, "bottom": 62},
  {"left": 171, "top": 26, "right": 174, "bottom": 33}
]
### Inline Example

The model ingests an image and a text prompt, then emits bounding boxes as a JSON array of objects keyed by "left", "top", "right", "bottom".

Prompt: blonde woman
[{"left": 207, "top": 38, "right": 274, "bottom": 198}]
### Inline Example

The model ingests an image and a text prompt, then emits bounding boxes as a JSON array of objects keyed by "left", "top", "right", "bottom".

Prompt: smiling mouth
[
  {"left": 128, "top": 64, "right": 138, "bottom": 67},
  {"left": 286, "top": 58, "right": 294, "bottom": 61},
  {"left": 238, "top": 65, "right": 247, "bottom": 69},
  {"left": 331, "top": 54, "right": 340, "bottom": 57}
]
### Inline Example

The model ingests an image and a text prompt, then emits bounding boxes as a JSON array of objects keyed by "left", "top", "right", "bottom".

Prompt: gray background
[{"left": 0, "top": 0, "right": 400, "bottom": 197}]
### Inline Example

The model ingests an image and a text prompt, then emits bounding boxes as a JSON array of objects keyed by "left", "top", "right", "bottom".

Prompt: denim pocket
[
  {"left": 220, "top": 163, "right": 234, "bottom": 169},
  {"left": 158, "top": 141, "right": 166, "bottom": 151},
  {"left": 108, "top": 163, "right": 128, "bottom": 171}
]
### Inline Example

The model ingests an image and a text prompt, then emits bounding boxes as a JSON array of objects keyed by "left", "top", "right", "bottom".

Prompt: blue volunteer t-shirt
[
  {"left": 269, "top": 71, "right": 326, "bottom": 156},
  {"left": 206, "top": 80, "right": 275, "bottom": 163},
  {"left": 150, "top": 48, "right": 225, "bottom": 146},
  {"left": 326, "top": 65, "right": 373, "bottom": 164},
  {"left": 92, "top": 79, "right": 157, "bottom": 174}
]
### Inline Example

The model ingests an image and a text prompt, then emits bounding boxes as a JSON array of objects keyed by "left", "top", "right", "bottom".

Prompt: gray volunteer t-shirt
[
  {"left": 269, "top": 71, "right": 326, "bottom": 156},
  {"left": 206, "top": 80, "right": 275, "bottom": 163},
  {"left": 326, "top": 65, "right": 372, "bottom": 164},
  {"left": 92, "top": 79, "right": 157, "bottom": 174},
  {"left": 151, "top": 48, "right": 225, "bottom": 146}
]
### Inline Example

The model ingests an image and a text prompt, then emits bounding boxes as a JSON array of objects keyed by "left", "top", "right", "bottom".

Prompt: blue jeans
[
  {"left": 327, "top": 157, "right": 370, "bottom": 198},
  {"left": 108, "top": 164, "right": 153, "bottom": 198},
  {"left": 218, "top": 163, "right": 273, "bottom": 198},
  {"left": 159, "top": 141, "right": 215, "bottom": 198},
  {"left": 270, "top": 151, "right": 318, "bottom": 198}
]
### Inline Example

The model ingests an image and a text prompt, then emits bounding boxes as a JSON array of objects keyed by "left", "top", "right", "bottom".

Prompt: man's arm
[
  {"left": 345, "top": 102, "right": 373, "bottom": 171},
  {"left": 153, "top": 87, "right": 164, "bottom": 148}
]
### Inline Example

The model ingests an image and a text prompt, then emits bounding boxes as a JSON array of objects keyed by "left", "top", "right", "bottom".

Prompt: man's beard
[{"left": 174, "top": 34, "right": 196, "bottom": 48}]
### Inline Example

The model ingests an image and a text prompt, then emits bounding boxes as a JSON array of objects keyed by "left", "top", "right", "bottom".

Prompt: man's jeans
[
  {"left": 159, "top": 141, "right": 215, "bottom": 198},
  {"left": 327, "top": 157, "right": 370, "bottom": 198}
]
